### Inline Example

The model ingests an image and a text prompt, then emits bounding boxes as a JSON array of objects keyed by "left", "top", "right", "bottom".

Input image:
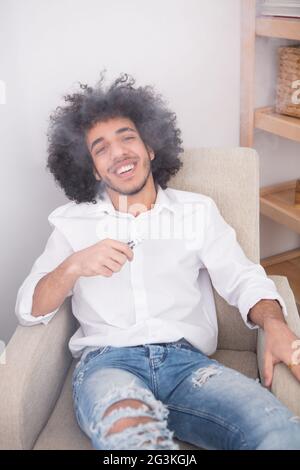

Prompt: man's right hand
[{"left": 70, "top": 238, "right": 134, "bottom": 278}]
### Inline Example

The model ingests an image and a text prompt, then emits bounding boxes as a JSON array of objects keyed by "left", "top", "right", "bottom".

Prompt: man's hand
[
  {"left": 263, "top": 318, "right": 300, "bottom": 387},
  {"left": 70, "top": 238, "right": 134, "bottom": 278},
  {"left": 248, "top": 299, "right": 300, "bottom": 387}
]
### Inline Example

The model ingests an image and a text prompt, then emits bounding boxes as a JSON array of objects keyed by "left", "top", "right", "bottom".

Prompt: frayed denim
[{"left": 72, "top": 338, "right": 300, "bottom": 450}]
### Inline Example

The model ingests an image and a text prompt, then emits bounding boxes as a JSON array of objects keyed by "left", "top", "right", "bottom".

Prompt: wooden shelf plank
[
  {"left": 256, "top": 16, "right": 300, "bottom": 41},
  {"left": 261, "top": 248, "right": 300, "bottom": 267},
  {"left": 261, "top": 249, "right": 300, "bottom": 308},
  {"left": 240, "top": 0, "right": 256, "bottom": 147},
  {"left": 254, "top": 106, "right": 300, "bottom": 142},
  {"left": 260, "top": 180, "right": 300, "bottom": 234}
]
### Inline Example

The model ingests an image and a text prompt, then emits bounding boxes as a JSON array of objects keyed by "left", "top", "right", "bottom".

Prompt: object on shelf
[
  {"left": 258, "top": 0, "right": 300, "bottom": 18},
  {"left": 295, "top": 179, "right": 300, "bottom": 205},
  {"left": 276, "top": 46, "right": 300, "bottom": 119}
]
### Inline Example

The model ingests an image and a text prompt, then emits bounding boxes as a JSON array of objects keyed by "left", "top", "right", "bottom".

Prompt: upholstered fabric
[
  {"left": 0, "top": 298, "right": 75, "bottom": 450},
  {"left": 1, "top": 147, "right": 299, "bottom": 450}
]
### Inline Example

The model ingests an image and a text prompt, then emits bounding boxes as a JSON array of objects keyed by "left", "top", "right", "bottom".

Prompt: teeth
[{"left": 117, "top": 164, "right": 134, "bottom": 175}]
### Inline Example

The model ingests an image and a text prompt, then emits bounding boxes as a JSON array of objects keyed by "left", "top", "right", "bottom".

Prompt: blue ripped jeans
[{"left": 72, "top": 337, "right": 300, "bottom": 450}]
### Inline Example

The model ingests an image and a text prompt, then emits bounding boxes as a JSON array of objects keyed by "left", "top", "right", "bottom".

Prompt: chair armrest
[
  {"left": 0, "top": 298, "right": 77, "bottom": 449},
  {"left": 257, "top": 275, "right": 300, "bottom": 416}
]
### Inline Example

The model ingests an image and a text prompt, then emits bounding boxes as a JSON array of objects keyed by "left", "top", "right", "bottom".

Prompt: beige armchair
[{"left": 1, "top": 147, "right": 299, "bottom": 450}]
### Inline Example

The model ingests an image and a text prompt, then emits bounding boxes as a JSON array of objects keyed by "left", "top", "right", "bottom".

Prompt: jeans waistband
[{"left": 147, "top": 337, "right": 191, "bottom": 347}]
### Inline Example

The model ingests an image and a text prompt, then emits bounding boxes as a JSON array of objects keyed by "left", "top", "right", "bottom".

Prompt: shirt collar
[{"left": 93, "top": 184, "right": 175, "bottom": 218}]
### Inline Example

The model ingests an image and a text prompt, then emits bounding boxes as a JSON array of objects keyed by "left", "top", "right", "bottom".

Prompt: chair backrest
[{"left": 168, "top": 147, "right": 260, "bottom": 352}]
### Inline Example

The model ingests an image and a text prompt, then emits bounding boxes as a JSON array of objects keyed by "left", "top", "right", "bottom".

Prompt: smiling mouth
[{"left": 115, "top": 162, "right": 137, "bottom": 179}]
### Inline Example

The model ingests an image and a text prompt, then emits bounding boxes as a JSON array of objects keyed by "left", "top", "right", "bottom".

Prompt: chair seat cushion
[
  {"left": 33, "top": 350, "right": 258, "bottom": 450},
  {"left": 210, "top": 349, "right": 258, "bottom": 380}
]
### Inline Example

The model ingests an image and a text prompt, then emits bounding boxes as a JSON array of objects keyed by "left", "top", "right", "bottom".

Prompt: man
[{"left": 15, "top": 73, "right": 300, "bottom": 450}]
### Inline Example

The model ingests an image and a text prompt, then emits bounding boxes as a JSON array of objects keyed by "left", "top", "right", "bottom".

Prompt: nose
[{"left": 109, "top": 140, "right": 129, "bottom": 159}]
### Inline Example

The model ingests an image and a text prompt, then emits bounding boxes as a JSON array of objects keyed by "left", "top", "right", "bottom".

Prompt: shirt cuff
[
  {"left": 18, "top": 310, "right": 57, "bottom": 326},
  {"left": 238, "top": 291, "right": 288, "bottom": 330}
]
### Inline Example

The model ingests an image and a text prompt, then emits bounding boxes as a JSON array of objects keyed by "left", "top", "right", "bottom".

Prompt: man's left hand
[
  {"left": 248, "top": 299, "right": 300, "bottom": 387},
  {"left": 263, "top": 317, "right": 300, "bottom": 387}
]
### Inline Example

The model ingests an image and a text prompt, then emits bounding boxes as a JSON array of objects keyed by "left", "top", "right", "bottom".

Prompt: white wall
[{"left": 0, "top": 0, "right": 241, "bottom": 346}]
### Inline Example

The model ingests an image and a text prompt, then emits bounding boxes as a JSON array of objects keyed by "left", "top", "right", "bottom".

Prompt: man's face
[{"left": 85, "top": 117, "right": 155, "bottom": 196}]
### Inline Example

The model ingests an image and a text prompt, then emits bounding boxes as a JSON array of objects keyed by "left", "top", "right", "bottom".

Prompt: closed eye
[
  {"left": 94, "top": 136, "right": 135, "bottom": 156},
  {"left": 95, "top": 147, "right": 106, "bottom": 155}
]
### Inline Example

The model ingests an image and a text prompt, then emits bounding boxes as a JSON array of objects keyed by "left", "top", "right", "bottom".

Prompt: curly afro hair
[{"left": 46, "top": 72, "right": 184, "bottom": 204}]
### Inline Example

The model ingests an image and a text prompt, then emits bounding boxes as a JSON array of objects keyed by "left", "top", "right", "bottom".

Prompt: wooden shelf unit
[
  {"left": 256, "top": 16, "right": 300, "bottom": 41},
  {"left": 260, "top": 180, "right": 300, "bottom": 234},
  {"left": 241, "top": 1, "right": 300, "bottom": 310},
  {"left": 240, "top": 2, "right": 300, "bottom": 147},
  {"left": 254, "top": 107, "right": 300, "bottom": 142}
]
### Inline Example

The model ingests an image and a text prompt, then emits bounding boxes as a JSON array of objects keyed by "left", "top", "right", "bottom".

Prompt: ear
[
  {"left": 147, "top": 146, "right": 155, "bottom": 161},
  {"left": 93, "top": 169, "right": 101, "bottom": 181}
]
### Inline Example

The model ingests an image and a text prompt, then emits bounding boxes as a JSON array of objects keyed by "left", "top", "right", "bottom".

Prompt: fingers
[
  {"left": 104, "top": 247, "right": 130, "bottom": 274},
  {"left": 104, "top": 258, "right": 123, "bottom": 274},
  {"left": 101, "top": 266, "right": 114, "bottom": 277},
  {"left": 289, "top": 364, "right": 300, "bottom": 383},
  {"left": 104, "top": 239, "right": 134, "bottom": 261},
  {"left": 263, "top": 351, "right": 274, "bottom": 388},
  {"left": 109, "top": 248, "right": 128, "bottom": 266}
]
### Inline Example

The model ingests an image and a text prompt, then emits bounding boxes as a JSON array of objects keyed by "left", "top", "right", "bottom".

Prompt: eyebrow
[{"left": 90, "top": 127, "right": 137, "bottom": 153}]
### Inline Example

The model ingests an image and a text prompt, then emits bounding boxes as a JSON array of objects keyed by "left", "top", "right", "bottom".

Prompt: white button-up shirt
[{"left": 15, "top": 185, "right": 287, "bottom": 359}]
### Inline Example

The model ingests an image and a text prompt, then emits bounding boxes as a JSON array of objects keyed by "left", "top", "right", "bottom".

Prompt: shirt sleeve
[
  {"left": 15, "top": 226, "right": 74, "bottom": 326},
  {"left": 199, "top": 197, "right": 288, "bottom": 329}
]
